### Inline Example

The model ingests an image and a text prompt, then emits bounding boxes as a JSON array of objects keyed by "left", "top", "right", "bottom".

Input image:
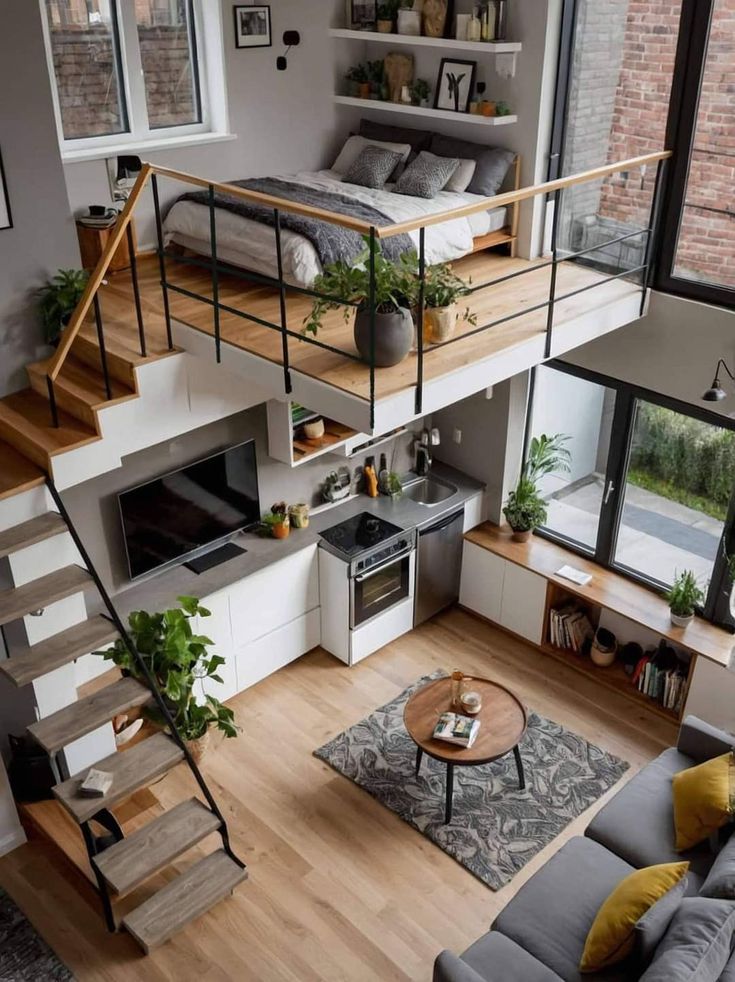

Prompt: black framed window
[
  {"left": 526, "top": 361, "right": 735, "bottom": 628},
  {"left": 656, "top": 0, "right": 735, "bottom": 306}
]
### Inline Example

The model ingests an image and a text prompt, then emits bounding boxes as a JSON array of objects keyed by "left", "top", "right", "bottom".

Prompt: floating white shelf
[
  {"left": 334, "top": 95, "right": 518, "bottom": 126},
  {"left": 329, "top": 28, "right": 522, "bottom": 55}
]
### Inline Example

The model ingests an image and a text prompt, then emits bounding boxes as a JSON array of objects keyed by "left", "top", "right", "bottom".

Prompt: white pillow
[
  {"left": 332, "top": 135, "right": 412, "bottom": 177},
  {"left": 445, "top": 157, "right": 478, "bottom": 193}
]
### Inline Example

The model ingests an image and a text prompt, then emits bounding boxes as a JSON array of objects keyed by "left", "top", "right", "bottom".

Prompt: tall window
[
  {"left": 527, "top": 362, "right": 735, "bottom": 625},
  {"left": 42, "top": 0, "right": 211, "bottom": 154}
]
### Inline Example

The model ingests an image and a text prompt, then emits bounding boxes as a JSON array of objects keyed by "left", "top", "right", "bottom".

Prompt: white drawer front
[
  {"left": 500, "top": 562, "right": 547, "bottom": 644},
  {"left": 235, "top": 608, "right": 320, "bottom": 692},
  {"left": 350, "top": 596, "right": 414, "bottom": 666},
  {"left": 230, "top": 545, "right": 318, "bottom": 647},
  {"left": 459, "top": 542, "right": 505, "bottom": 624}
]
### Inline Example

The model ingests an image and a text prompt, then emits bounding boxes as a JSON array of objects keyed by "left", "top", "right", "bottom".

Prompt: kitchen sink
[{"left": 402, "top": 475, "right": 458, "bottom": 506}]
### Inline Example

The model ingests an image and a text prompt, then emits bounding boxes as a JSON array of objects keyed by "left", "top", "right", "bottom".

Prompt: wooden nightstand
[{"left": 76, "top": 216, "right": 137, "bottom": 273}]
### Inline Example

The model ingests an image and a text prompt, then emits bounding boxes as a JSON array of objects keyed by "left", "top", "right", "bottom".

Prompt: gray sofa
[{"left": 434, "top": 716, "right": 735, "bottom": 982}]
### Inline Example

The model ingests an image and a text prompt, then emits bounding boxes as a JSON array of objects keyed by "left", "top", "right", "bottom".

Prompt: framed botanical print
[
  {"left": 0, "top": 150, "right": 11, "bottom": 231},
  {"left": 347, "top": 0, "right": 378, "bottom": 30},
  {"left": 434, "top": 58, "right": 477, "bottom": 113},
  {"left": 234, "top": 5, "right": 272, "bottom": 48}
]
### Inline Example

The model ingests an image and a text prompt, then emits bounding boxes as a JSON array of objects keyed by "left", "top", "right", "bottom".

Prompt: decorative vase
[
  {"left": 590, "top": 627, "right": 617, "bottom": 667},
  {"left": 511, "top": 528, "right": 532, "bottom": 543},
  {"left": 185, "top": 731, "right": 210, "bottom": 766},
  {"left": 670, "top": 611, "right": 694, "bottom": 628},
  {"left": 353, "top": 306, "right": 413, "bottom": 367},
  {"left": 272, "top": 519, "right": 290, "bottom": 540},
  {"left": 422, "top": 0, "right": 449, "bottom": 37},
  {"left": 426, "top": 304, "right": 458, "bottom": 343},
  {"left": 377, "top": 18, "right": 393, "bottom": 32},
  {"left": 397, "top": 9, "right": 421, "bottom": 35},
  {"left": 289, "top": 503, "right": 310, "bottom": 529}
]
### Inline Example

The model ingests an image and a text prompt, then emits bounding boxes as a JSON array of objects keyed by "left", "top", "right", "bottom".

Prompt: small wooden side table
[{"left": 76, "top": 217, "right": 136, "bottom": 273}]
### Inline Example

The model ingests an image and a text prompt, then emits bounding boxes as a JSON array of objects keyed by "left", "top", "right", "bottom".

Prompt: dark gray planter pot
[{"left": 353, "top": 306, "right": 413, "bottom": 368}]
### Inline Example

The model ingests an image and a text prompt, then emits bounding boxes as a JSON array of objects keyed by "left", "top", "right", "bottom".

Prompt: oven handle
[{"left": 353, "top": 547, "right": 413, "bottom": 583}]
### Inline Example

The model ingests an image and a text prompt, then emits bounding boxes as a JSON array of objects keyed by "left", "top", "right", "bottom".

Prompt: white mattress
[{"left": 164, "top": 168, "right": 507, "bottom": 288}]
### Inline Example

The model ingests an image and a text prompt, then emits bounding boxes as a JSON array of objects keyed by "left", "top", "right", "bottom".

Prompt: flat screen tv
[{"left": 119, "top": 440, "right": 260, "bottom": 580}]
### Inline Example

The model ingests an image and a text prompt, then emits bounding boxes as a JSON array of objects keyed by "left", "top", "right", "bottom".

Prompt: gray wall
[
  {"left": 62, "top": 404, "right": 421, "bottom": 595},
  {"left": 0, "top": 0, "right": 80, "bottom": 397}
]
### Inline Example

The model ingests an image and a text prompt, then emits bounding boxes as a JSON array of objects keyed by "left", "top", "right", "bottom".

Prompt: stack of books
[
  {"left": 433, "top": 712, "right": 481, "bottom": 748},
  {"left": 631, "top": 642, "right": 689, "bottom": 714},
  {"left": 548, "top": 603, "right": 594, "bottom": 653},
  {"left": 78, "top": 210, "right": 118, "bottom": 230}
]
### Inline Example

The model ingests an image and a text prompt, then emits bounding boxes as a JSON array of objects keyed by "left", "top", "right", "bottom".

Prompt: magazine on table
[{"left": 433, "top": 712, "right": 481, "bottom": 748}]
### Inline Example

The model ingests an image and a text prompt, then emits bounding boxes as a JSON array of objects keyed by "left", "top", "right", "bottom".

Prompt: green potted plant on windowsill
[
  {"left": 38, "top": 268, "right": 89, "bottom": 347},
  {"left": 304, "top": 236, "right": 416, "bottom": 367},
  {"left": 503, "top": 433, "right": 571, "bottom": 542},
  {"left": 665, "top": 570, "right": 704, "bottom": 628}
]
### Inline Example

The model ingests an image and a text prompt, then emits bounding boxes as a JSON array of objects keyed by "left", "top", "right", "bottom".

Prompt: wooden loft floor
[{"left": 106, "top": 253, "right": 641, "bottom": 404}]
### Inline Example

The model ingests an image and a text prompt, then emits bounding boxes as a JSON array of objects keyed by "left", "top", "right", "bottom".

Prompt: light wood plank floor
[
  {"left": 0, "top": 608, "right": 675, "bottom": 981},
  {"left": 103, "top": 253, "right": 639, "bottom": 404}
]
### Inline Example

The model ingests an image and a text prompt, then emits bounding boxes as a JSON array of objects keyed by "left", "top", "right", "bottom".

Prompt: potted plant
[
  {"left": 665, "top": 570, "right": 704, "bottom": 627},
  {"left": 368, "top": 59, "right": 384, "bottom": 98},
  {"left": 96, "top": 596, "right": 237, "bottom": 765},
  {"left": 503, "top": 433, "right": 572, "bottom": 542},
  {"left": 38, "top": 268, "right": 89, "bottom": 347},
  {"left": 261, "top": 502, "right": 290, "bottom": 539},
  {"left": 377, "top": 0, "right": 397, "bottom": 31},
  {"left": 304, "top": 236, "right": 414, "bottom": 368},
  {"left": 346, "top": 63, "right": 369, "bottom": 98},
  {"left": 411, "top": 78, "right": 431, "bottom": 108},
  {"left": 397, "top": 0, "right": 421, "bottom": 35},
  {"left": 421, "top": 264, "right": 477, "bottom": 343}
]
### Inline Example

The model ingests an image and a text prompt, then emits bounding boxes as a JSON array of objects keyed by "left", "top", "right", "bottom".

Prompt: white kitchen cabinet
[
  {"left": 459, "top": 542, "right": 547, "bottom": 645},
  {"left": 192, "top": 590, "right": 238, "bottom": 703},
  {"left": 350, "top": 596, "right": 414, "bottom": 665},
  {"left": 236, "top": 609, "right": 320, "bottom": 691},
  {"left": 462, "top": 492, "right": 484, "bottom": 533}
]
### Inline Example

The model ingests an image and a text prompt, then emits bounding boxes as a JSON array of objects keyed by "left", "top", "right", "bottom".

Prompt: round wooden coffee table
[{"left": 403, "top": 676, "right": 527, "bottom": 824}]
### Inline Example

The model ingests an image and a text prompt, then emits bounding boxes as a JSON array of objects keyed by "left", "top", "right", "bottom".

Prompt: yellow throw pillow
[
  {"left": 580, "top": 862, "right": 689, "bottom": 973},
  {"left": 672, "top": 752, "right": 733, "bottom": 851}
]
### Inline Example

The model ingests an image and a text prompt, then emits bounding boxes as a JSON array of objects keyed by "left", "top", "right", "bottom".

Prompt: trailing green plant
[
  {"left": 411, "top": 78, "right": 431, "bottom": 104},
  {"left": 665, "top": 570, "right": 704, "bottom": 618},
  {"left": 96, "top": 596, "right": 238, "bottom": 741},
  {"left": 38, "top": 268, "right": 89, "bottom": 345},
  {"left": 503, "top": 479, "right": 548, "bottom": 533},
  {"left": 304, "top": 236, "right": 418, "bottom": 336}
]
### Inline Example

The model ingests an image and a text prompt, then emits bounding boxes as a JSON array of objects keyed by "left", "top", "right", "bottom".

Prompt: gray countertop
[{"left": 114, "top": 463, "right": 484, "bottom": 617}]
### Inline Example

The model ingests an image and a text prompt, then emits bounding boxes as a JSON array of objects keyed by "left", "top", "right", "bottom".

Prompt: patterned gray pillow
[
  {"left": 395, "top": 151, "right": 460, "bottom": 199},
  {"left": 343, "top": 146, "right": 404, "bottom": 189}
]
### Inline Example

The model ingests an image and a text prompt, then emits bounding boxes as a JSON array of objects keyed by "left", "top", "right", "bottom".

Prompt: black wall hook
[{"left": 277, "top": 30, "right": 300, "bottom": 70}]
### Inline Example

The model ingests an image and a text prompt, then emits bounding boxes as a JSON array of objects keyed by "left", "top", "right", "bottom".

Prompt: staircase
[{"left": 0, "top": 489, "right": 247, "bottom": 952}]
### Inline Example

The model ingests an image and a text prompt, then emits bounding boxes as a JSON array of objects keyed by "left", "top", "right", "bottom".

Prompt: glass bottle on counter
[{"left": 468, "top": 5, "right": 482, "bottom": 41}]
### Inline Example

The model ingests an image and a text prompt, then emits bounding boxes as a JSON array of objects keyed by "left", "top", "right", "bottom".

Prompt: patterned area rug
[
  {"left": 314, "top": 673, "right": 629, "bottom": 890},
  {"left": 0, "top": 888, "right": 74, "bottom": 981}
]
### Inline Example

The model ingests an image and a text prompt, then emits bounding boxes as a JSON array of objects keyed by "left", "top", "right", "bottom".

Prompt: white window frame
[{"left": 40, "top": 0, "right": 230, "bottom": 162}]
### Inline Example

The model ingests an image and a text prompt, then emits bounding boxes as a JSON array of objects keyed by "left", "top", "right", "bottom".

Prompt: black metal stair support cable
[
  {"left": 126, "top": 222, "right": 147, "bottom": 358},
  {"left": 151, "top": 174, "right": 174, "bottom": 350},
  {"left": 274, "top": 208, "right": 293, "bottom": 394},
  {"left": 93, "top": 295, "right": 113, "bottom": 401},
  {"left": 44, "top": 478, "right": 246, "bottom": 878},
  {"left": 46, "top": 375, "right": 60, "bottom": 428},
  {"left": 208, "top": 184, "right": 221, "bottom": 363}
]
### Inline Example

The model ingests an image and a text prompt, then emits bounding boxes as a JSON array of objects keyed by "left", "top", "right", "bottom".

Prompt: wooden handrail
[{"left": 47, "top": 149, "right": 671, "bottom": 385}]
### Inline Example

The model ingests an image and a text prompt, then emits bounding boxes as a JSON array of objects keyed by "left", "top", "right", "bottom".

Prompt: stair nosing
[
  {"left": 0, "top": 615, "right": 119, "bottom": 687},
  {"left": 0, "top": 513, "right": 67, "bottom": 559},
  {"left": 0, "top": 565, "right": 93, "bottom": 627},
  {"left": 93, "top": 798, "right": 221, "bottom": 896}
]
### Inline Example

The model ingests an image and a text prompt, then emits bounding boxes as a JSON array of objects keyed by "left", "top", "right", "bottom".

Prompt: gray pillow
[
  {"left": 700, "top": 833, "right": 735, "bottom": 899},
  {"left": 640, "top": 897, "right": 735, "bottom": 982},
  {"left": 395, "top": 151, "right": 460, "bottom": 199},
  {"left": 343, "top": 146, "right": 405, "bottom": 189},
  {"left": 634, "top": 875, "right": 688, "bottom": 967},
  {"left": 429, "top": 134, "right": 516, "bottom": 197},
  {"left": 445, "top": 158, "right": 478, "bottom": 193},
  {"left": 359, "top": 118, "right": 432, "bottom": 156}
]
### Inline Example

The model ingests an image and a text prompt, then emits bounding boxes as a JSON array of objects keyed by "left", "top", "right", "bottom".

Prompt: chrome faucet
[{"left": 415, "top": 429, "right": 432, "bottom": 476}]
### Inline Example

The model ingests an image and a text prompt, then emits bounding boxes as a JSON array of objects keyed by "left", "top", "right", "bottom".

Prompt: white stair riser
[
  {"left": 7, "top": 533, "right": 81, "bottom": 587},
  {"left": 0, "top": 487, "right": 52, "bottom": 534}
]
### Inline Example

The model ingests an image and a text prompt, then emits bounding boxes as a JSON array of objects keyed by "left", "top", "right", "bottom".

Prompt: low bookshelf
[{"left": 462, "top": 523, "right": 735, "bottom": 724}]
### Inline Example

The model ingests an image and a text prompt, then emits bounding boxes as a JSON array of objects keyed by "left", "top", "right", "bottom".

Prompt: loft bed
[{"left": 163, "top": 120, "right": 521, "bottom": 290}]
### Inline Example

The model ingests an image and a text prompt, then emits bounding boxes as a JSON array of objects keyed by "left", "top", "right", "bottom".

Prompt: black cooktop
[{"left": 319, "top": 511, "right": 405, "bottom": 559}]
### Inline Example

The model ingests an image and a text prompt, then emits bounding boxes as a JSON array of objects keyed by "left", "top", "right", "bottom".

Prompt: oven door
[{"left": 351, "top": 550, "right": 412, "bottom": 628}]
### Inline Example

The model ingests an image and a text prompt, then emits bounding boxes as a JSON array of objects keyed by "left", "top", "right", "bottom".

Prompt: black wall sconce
[
  {"left": 702, "top": 359, "right": 735, "bottom": 402},
  {"left": 277, "top": 30, "right": 300, "bottom": 71}
]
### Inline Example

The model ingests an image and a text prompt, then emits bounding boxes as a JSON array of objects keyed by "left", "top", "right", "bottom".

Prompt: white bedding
[{"left": 164, "top": 168, "right": 507, "bottom": 288}]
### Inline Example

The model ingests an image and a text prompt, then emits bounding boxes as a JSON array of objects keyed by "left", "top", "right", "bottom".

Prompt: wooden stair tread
[
  {"left": 94, "top": 797, "right": 221, "bottom": 896},
  {"left": 0, "top": 512, "right": 66, "bottom": 559},
  {"left": 0, "top": 389, "right": 99, "bottom": 465},
  {"left": 0, "top": 615, "right": 119, "bottom": 687},
  {"left": 0, "top": 565, "right": 92, "bottom": 627},
  {"left": 0, "top": 440, "right": 45, "bottom": 501},
  {"left": 28, "top": 356, "right": 136, "bottom": 408},
  {"left": 28, "top": 676, "right": 152, "bottom": 754},
  {"left": 54, "top": 732, "right": 184, "bottom": 824},
  {"left": 122, "top": 849, "right": 247, "bottom": 953}
]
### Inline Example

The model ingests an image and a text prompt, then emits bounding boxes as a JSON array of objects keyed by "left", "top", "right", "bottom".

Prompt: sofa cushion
[
  {"left": 585, "top": 749, "right": 714, "bottom": 878},
  {"left": 492, "top": 837, "right": 636, "bottom": 982},
  {"left": 672, "top": 753, "right": 733, "bottom": 851},
  {"left": 677, "top": 717, "right": 735, "bottom": 764},
  {"left": 447, "top": 933, "right": 562, "bottom": 981},
  {"left": 718, "top": 947, "right": 735, "bottom": 982},
  {"left": 634, "top": 874, "right": 689, "bottom": 966},
  {"left": 701, "top": 832, "right": 735, "bottom": 900},
  {"left": 640, "top": 897, "right": 735, "bottom": 982}
]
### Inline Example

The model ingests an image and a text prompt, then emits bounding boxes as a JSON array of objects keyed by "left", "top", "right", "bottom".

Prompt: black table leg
[
  {"left": 415, "top": 746, "right": 424, "bottom": 777},
  {"left": 513, "top": 745, "right": 526, "bottom": 790},
  {"left": 445, "top": 762, "right": 454, "bottom": 824}
]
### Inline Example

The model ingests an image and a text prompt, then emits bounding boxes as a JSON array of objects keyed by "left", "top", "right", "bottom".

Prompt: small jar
[{"left": 289, "top": 503, "right": 310, "bottom": 529}]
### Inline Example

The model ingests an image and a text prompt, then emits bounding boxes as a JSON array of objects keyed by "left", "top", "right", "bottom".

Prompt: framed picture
[
  {"left": 434, "top": 58, "right": 477, "bottom": 113},
  {"left": 0, "top": 150, "right": 11, "bottom": 231},
  {"left": 234, "top": 4, "right": 272, "bottom": 48},
  {"left": 347, "top": 0, "right": 377, "bottom": 30}
]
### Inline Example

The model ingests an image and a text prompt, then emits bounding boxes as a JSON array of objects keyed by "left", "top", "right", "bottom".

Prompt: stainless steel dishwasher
[{"left": 414, "top": 507, "right": 465, "bottom": 626}]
